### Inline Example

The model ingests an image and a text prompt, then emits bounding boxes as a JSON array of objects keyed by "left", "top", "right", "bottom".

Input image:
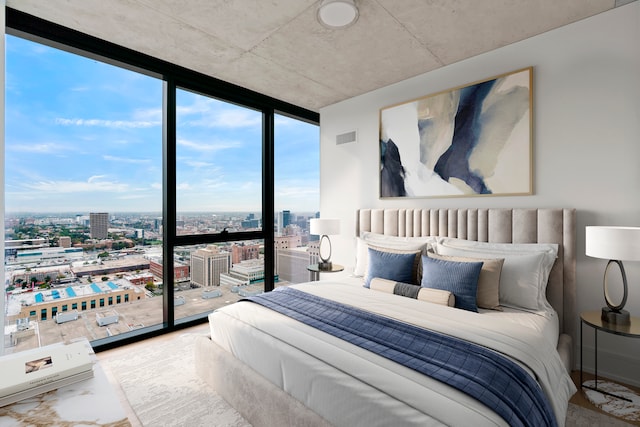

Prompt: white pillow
[
  {"left": 435, "top": 238, "right": 558, "bottom": 312},
  {"left": 437, "top": 237, "right": 558, "bottom": 258},
  {"left": 361, "top": 231, "right": 438, "bottom": 249},
  {"left": 353, "top": 232, "right": 437, "bottom": 277}
]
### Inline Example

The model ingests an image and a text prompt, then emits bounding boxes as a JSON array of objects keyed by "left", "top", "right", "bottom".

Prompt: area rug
[
  {"left": 583, "top": 380, "right": 640, "bottom": 423},
  {"left": 102, "top": 331, "right": 632, "bottom": 427},
  {"left": 103, "top": 332, "right": 250, "bottom": 427}
]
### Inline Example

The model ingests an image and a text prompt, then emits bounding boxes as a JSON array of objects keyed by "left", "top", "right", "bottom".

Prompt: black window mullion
[
  {"left": 163, "top": 77, "right": 177, "bottom": 327},
  {"left": 263, "top": 108, "right": 275, "bottom": 292}
]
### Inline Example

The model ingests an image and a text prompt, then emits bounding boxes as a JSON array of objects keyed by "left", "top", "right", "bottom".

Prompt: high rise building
[
  {"left": 274, "top": 235, "right": 302, "bottom": 249},
  {"left": 89, "top": 212, "right": 109, "bottom": 239},
  {"left": 275, "top": 247, "right": 314, "bottom": 284},
  {"left": 190, "top": 245, "right": 231, "bottom": 287},
  {"left": 282, "top": 210, "right": 291, "bottom": 228},
  {"left": 226, "top": 259, "right": 264, "bottom": 284},
  {"left": 241, "top": 213, "right": 260, "bottom": 229},
  {"left": 277, "top": 210, "right": 292, "bottom": 236},
  {"left": 231, "top": 243, "right": 260, "bottom": 264},
  {"left": 307, "top": 240, "right": 320, "bottom": 265}
]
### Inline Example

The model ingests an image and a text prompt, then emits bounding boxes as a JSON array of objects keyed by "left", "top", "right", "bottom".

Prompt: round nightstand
[
  {"left": 580, "top": 310, "right": 640, "bottom": 401},
  {"left": 307, "top": 263, "right": 344, "bottom": 281}
]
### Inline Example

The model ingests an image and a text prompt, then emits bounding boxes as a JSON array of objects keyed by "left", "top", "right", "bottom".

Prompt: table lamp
[
  {"left": 310, "top": 218, "right": 340, "bottom": 271},
  {"left": 585, "top": 226, "right": 640, "bottom": 325}
]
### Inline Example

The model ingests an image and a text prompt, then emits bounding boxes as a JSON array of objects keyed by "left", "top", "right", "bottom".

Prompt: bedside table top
[
  {"left": 307, "top": 264, "right": 344, "bottom": 273},
  {"left": 581, "top": 311, "right": 640, "bottom": 338}
]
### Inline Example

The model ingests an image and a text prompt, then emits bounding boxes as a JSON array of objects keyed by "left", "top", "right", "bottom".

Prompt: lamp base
[
  {"left": 318, "top": 261, "right": 333, "bottom": 271},
  {"left": 601, "top": 307, "right": 630, "bottom": 325}
]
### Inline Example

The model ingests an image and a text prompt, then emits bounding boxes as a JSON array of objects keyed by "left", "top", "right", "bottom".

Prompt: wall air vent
[{"left": 336, "top": 130, "right": 357, "bottom": 145}]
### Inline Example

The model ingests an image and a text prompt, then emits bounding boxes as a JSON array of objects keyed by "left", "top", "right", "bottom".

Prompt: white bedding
[
  {"left": 478, "top": 306, "right": 559, "bottom": 350},
  {"left": 328, "top": 274, "right": 561, "bottom": 349},
  {"left": 209, "top": 281, "right": 576, "bottom": 427}
]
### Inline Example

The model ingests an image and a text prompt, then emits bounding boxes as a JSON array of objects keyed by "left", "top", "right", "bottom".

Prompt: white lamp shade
[
  {"left": 310, "top": 218, "right": 340, "bottom": 236},
  {"left": 586, "top": 226, "right": 640, "bottom": 261},
  {"left": 317, "top": 0, "right": 358, "bottom": 29}
]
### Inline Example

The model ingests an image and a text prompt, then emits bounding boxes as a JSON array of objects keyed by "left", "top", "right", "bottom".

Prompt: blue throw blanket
[{"left": 243, "top": 287, "right": 557, "bottom": 427}]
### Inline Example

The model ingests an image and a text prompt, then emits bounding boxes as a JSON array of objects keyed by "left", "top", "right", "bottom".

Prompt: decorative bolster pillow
[
  {"left": 416, "top": 287, "right": 455, "bottom": 307},
  {"left": 369, "top": 278, "right": 455, "bottom": 307}
]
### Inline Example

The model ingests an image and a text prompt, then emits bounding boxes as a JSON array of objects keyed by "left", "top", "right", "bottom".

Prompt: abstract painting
[{"left": 379, "top": 67, "right": 532, "bottom": 198}]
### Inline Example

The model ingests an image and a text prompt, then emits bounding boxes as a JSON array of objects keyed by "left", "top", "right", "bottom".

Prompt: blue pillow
[
  {"left": 420, "top": 255, "right": 483, "bottom": 312},
  {"left": 364, "top": 247, "right": 418, "bottom": 288}
]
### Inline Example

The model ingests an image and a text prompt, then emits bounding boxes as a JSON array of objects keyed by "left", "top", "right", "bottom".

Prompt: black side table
[
  {"left": 580, "top": 310, "right": 640, "bottom": 401},
  {"left": 307, "top": 263, "right": 344, "bottom": 282}
]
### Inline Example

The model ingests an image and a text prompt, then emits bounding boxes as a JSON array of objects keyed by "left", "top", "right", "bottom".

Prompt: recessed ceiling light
[{"left": 317, "top": 0, "right": 359, "bottom": 29}]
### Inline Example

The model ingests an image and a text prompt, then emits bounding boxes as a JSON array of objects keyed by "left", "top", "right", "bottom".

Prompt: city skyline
[{"left": 4, "top": 34, "right": 319, "bottom": 214}]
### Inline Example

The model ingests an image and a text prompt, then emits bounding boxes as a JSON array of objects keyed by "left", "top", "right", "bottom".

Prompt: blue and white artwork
[{"left": 380, "top": 67, "right": 532, "bottom": 198}]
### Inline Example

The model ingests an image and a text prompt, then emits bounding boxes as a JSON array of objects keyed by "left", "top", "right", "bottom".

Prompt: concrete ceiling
[{"left": 6, "top": 0, "right": 633, "bottom": 112}]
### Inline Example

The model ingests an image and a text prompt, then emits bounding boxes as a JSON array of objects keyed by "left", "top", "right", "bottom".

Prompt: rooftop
[{"left": 6, "top": 280, "right": 140, "bottom": 316}]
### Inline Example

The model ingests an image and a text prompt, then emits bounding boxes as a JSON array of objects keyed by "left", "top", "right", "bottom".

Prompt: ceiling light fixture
[{"left": 317, "top": 0, "right": 359, "bottom": 29}]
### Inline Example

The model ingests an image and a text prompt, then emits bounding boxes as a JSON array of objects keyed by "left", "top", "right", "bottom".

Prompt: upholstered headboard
[{"left": 356, "top": 208, "right": 576, "bottom": 342}]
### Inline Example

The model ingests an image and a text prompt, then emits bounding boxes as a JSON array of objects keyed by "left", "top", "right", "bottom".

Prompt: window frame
[{"left": 5, "top": 7, "right": 320, "bottom": 351}]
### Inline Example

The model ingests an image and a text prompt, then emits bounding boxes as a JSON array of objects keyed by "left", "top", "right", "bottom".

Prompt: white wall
[{"left": 319, "top": 2, "right": 640, "bottom": 385}]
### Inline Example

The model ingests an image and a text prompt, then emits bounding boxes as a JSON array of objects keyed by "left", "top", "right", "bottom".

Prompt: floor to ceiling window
[
  {"left": 3, "top": 34, "right": 164, "bottom": 351},
  {"left": 274, "top": 114, "right": 320, "bottom": 285},
  {"left": 172, "top": 89, "right": 266, "bottom": 321},
  {"left": 2, "top": 8, "right": 319, "bottom": 354},
  {"left": 175, "top": 89, "right": 263, "bottom": 229}
]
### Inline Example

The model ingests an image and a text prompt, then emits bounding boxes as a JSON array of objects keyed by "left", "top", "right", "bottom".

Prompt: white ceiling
[{"left": 6, "top": 0, "right": 634, "bottom": 112}]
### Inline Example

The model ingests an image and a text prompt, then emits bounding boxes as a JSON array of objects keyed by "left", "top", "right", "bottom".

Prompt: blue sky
[{"left": 4, "top": 35, "right": 319, "bottom": 214}]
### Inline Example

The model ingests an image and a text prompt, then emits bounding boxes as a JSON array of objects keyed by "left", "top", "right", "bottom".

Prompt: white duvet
[{"left": 209, "top": 281, "right": 576, "bottom": 427}]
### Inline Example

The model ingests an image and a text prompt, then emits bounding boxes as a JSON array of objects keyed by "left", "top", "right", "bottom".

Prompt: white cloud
[
  {"left": 8, "top": 142, "right": 69, "bottom": 153},
  {"left": 184, "top": 160, "right": 215, "bottom": 168},
  {"left": 177, "top": 138, "right": 242, "bottom": 152},
  {"left": 274, "top": 115, "right": 303, "bottom": 127},
  {"left": 201, "top": 178, "right": 227, "bottom": 189},
  {"left": 177, "top": 96, "right": 261, "bottom": 129},
  {"left": 55, "top": 117, "right": 160, "bottom": 128},
  {"left": 88, "top": 175, "right": 106, "bottom": 183},
  {"left": 176, "top": 96, "right": 213, "bottom": 116},
  {"left": 133, "top": 107, "right": 162, "bottom": 122},
  {"left": 190, "top": 109, "right": 261, "bottom": 129},
  {"left": 23, "top": 176, "right": 129, "bottom": 193},
  {"left": 118, "top": 194, "right": 150, "bottom": 200},
  {"left": 238, "top": 181, "right": 259, "bottom": 191},
  {"left": 103, "top": 155, "right": 151, "bottom": 164}
]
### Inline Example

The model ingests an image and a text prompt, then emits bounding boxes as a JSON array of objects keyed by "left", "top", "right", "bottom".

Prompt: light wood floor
[{"left": 570, "top": 370, "right": 640, "bottom": 426}]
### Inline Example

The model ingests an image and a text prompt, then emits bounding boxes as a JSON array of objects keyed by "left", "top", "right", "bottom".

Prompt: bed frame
[{"left": 195, "top": 208, "right": 576, "bottom": 427}]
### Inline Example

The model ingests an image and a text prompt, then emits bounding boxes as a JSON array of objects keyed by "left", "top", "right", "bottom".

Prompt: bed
[{"left": 194, "top": 208, "right": 577, "bottom": 427}]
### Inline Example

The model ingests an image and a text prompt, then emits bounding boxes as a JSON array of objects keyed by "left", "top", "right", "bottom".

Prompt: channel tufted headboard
[{"left": 356, "top": 208, "right": 576, "bottom": 345}]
